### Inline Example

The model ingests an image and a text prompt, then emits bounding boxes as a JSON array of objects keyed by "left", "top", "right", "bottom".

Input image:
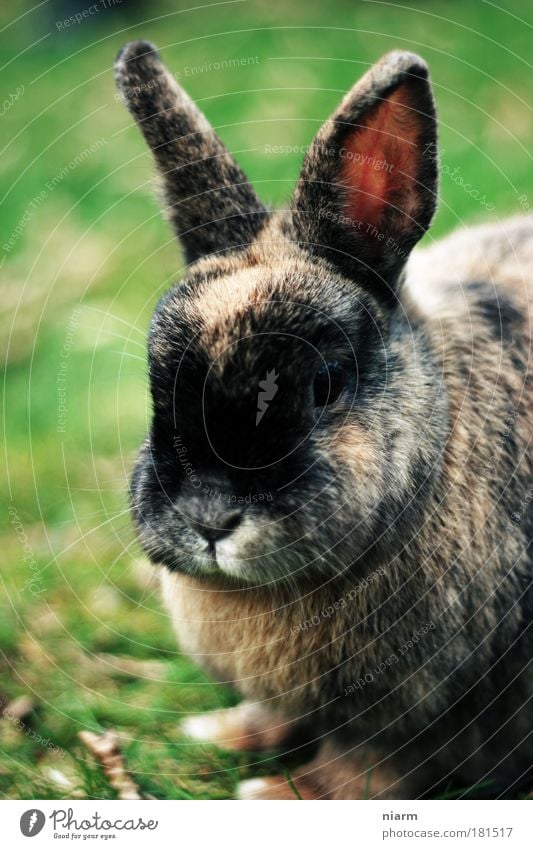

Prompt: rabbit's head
[{"left": 116, "top": 42, "right": 446, "bottom": 586}]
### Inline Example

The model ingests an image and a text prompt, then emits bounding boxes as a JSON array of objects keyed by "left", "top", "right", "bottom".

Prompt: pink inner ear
[{"left": 339, "top": 84, "right": 420, "bottom": 233}]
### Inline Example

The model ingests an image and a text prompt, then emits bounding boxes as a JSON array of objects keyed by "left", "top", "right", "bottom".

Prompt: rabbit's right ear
[
  {"left": 290, "top": 52, "right": 438, "bottom": 299},
  {"left": 114, "top": 41, "right": 268, "bottom": 264}
]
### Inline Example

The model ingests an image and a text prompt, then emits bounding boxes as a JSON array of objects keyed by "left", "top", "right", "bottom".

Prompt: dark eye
[{"left": 313, "top": 361, "right": 346, "bottom": 407}]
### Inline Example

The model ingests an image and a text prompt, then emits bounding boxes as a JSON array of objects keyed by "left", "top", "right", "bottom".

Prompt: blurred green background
[{"left": 1, "top": 0, "right": 532, "bottom": 799}]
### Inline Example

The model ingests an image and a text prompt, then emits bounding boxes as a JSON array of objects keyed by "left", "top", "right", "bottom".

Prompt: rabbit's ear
[
  {"left": 291, "top": 52, "right": 438, "bottom": 297},
  {"left": 115, "top": 41, "right": 268, "bottom": 264}
]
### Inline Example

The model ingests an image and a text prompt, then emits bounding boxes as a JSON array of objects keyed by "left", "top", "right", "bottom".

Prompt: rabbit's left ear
[
  {"left": 291, "top": 52, "right": 438, "bottom": 297},
  {"left": 114, "top": 41, "right": 268, "bottom": 265}
]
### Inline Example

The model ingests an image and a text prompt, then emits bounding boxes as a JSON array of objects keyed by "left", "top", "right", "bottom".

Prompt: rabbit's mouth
[
  {"left": 206, "top": 538, "right": 245, "bottom": 579},
  {"left": 173, "top": 511, "right": 346, "bottom": 587},
  {"left": 188, "top": 536, "right": 245, "bottom": 580},
  {"left": 186, "top": 521, "right": 280, "bottom": 583}
]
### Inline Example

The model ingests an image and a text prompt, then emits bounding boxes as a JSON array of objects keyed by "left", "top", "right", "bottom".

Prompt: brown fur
[{"left": 116, "top": 43, "right": 533, "bottom": 798}]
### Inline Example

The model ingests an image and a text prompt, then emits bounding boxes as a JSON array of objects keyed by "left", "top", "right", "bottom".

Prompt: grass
[{"left": 1, "top": 0, "right": 532, "bottom": 799}]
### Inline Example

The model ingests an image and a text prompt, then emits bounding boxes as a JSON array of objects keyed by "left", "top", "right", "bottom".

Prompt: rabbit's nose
[{"left": 182, "top": 504, "right": 244, "bottom": 544}]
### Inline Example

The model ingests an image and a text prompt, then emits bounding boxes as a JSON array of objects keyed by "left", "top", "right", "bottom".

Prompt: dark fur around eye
[{"left": 313, "top": 361, "right": 347, "bottom": 407}]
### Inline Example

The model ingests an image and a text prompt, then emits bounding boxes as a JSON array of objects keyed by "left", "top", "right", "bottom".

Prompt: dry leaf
[
  {"left": 78, "top": 730, "right": 142, "bottom": 800},
  {"left": 2, "top": 695, "right": 34, "bottom": 722},
  {"left": 91, "top": 653, "right": 166, "bottom": 680}
]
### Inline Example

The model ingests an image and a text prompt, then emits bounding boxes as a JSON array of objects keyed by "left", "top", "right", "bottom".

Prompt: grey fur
[
  {"left": 116, "top": 44, "right": 533, "bottom": 799},
  {"left": 115, "top": 40, "right": 268, "bottom": 263}
]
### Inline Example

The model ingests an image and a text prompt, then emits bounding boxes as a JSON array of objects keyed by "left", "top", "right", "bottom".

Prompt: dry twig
[{"left": 78, "top": 730, "right": 142, "bottom": 800}]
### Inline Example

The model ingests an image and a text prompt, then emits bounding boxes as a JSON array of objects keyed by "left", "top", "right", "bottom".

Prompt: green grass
[{"left": 1, "top": 0, "right": 532, "bottom": 799}]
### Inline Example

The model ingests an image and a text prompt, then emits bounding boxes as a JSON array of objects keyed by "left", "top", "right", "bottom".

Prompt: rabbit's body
[
  {"left": 162, "top": 216, "right": 533, "bottom": 797},
  {"left": 115, "top": 42, "right": 533, "bottom": 798}
]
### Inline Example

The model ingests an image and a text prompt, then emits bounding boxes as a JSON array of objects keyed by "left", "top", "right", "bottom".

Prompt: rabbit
[{"left": 115, "top": 41, "right": 533, "bottom": 799}]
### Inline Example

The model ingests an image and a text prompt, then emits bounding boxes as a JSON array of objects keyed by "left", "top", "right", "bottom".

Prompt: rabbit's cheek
[{"left": 329, "top": 423, "right": 383, "bottom": 497}]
